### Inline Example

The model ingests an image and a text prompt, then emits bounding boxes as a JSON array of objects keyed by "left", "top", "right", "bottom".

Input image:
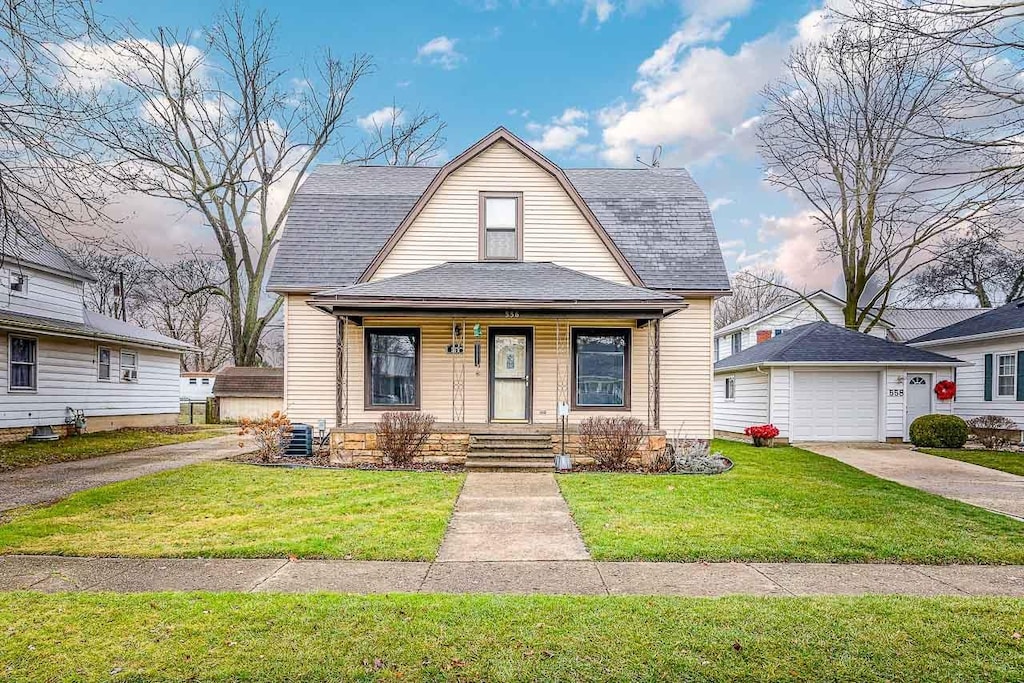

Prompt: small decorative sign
[{"left": 446, "top": 343, "right": 465, "bottom": 355}]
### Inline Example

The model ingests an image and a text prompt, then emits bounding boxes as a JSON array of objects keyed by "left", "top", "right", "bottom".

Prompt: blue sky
[{"left": 99, "top": 0, "right": 836, "bottom": 287}]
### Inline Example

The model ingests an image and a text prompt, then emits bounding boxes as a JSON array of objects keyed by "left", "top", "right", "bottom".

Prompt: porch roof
[{"left": 309, "top": 261, "right": 685, "bottom": 317}]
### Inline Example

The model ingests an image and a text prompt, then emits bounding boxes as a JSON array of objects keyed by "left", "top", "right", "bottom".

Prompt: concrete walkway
[
  {"left": 803, "top": 443, "right": 1024, "bottom": 519},
  {"left": 0, "top": 433, "right": 247, "bottom": 512},
  {"left": 437, "top": 473, "right": 590, "bottom": 561},
  {"left": 1, "top": 555, "right": 1022, "bottom": 596}
]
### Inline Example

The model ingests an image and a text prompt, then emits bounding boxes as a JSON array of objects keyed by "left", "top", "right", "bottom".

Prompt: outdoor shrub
[
  {"left": 744, "top": 423, "right": 779, "bottom": 447},
  {"left": 376, "top": 412, "right": 436, "bottom": 467},
  {"left": 656, "top": 433, "right": 732, "bottom": 474},
  {"left": 238, "top": 411, "right": 293, "bottom": 462},
  {"left": 579, "top": 416, "right": 646, "bottom": 470},
  {"left": 967, "top": 415, "right": 1018, "bottom": 450},
  {"left": 909, "top": 414, "right": 969, "bottom": 449}
]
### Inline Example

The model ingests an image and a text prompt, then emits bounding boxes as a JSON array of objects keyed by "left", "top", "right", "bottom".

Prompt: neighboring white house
[
  {"left": 213, "top": 367, "right": 283, "bottom": 421},
  {"left": 181, "top": 371, "right": 217, "bottom": 401},
  {"left": 714, "top": 321, "right": 964, "bottom": 443},
  {"left": 0, "top": 224, "right": 192, "bottom": 442},
  {"left": 909, "top": 299, "right": 1024, "bottom": 430},
  {"left": 713, "top": 290, "right": 988, "bottom": 362}
]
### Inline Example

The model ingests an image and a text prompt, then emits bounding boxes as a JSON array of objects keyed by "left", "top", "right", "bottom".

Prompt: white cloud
[
  {"left": 582, "top": 0, "right": 616, "bottom": 24},
  {"left": 357, "top": 106, "right": 404, "bottom": 132},
  {"left": 416, "top": 36, "right": 466, "bottom": 70},
  {"left": 758, "top": 211, "right": 839, "bottom": 290},
  {"left": 527, "top": 108, "right": 590, "bottom": 152},
  {"left": 709, "top": 197, "right": 733, "bottom": 212}
]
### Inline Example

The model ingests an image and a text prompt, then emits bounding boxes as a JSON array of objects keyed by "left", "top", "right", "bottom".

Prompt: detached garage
[{"left": 714, "top": 322, "right": 966, "bottom": 443}]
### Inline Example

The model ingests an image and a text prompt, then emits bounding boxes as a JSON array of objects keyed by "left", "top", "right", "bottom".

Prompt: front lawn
[
  {"left": 0, "top": 593, "right": 1020, "bottom": 682},
  {"left": 0, "top": 426, "right": 225, "bottom": 472},
  {"left": 558, "top": 440, "right": 1024, "bottom": 563},
  {"left": 921, "top": 448, "right": 1024, "bottom": 477},
  {"left": 0, "top": 463, "right": 463, "bottom": 560}
]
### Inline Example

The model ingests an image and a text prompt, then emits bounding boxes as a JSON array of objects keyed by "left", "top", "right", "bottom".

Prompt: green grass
[
  {"left": 0, "top": 463, "right": 464, "bottom": 560},
  {"left": 921, "top": 448, "right": 1024, "bottom": 477},
  {"left": 0, "top": 427, "right": 224, "bottom": 472},
  {"left": 0, "top": 593, "right": 1020, "bottom": 682},
  {"left": 557, "top": 439, "right": 1024, "bottom": 563}
]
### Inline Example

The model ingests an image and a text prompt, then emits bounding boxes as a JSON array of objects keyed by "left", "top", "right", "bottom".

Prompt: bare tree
[
  {"left": 0, "top": 0, "right": 110, "bottom": 258},
  {"left": 909, "top": 228, "right": 1024, "bottom": 306},
  {"left": 714, "top": 268, "right": 793, "bottom": 328},
  {"left": 363, "top": 103, "right": 446, "bottom": 166},
  {"left": 83, "top": 7, "right": 442, "bottom": 366},
  {"left": 758, "top": 24, "right": 1005, "bottom": 332},
  {"left": 70, "top": 243, "right": 151, "bottom": 321}
]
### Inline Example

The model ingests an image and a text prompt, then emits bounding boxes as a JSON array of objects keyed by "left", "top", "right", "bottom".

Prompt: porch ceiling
[{"left": 308, "top": 261, "right": 687, "bottom": 319}]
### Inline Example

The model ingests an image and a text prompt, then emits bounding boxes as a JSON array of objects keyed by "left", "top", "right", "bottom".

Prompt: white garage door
[{"left": 791, "top": 371, "right": 880, "bottom": 442}]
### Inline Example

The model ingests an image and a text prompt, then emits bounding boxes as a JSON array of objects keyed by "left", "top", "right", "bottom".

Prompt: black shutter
[{"left": 983, "top": 353, "right": 993, "bottom": 402}]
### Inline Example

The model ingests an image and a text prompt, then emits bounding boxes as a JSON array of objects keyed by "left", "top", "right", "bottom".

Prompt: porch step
[
  {"left": 469, "top": 439, "right": 552, "bottom": 452},
  {"left": 465, "top": 458, "right": 555, "bottom": 472},
  {"left": 466, "top": 432, "right": 555, "bottom": 472}
]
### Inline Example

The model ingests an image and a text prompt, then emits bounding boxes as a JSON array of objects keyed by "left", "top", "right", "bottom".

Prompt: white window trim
[
  {"left": 97, "top": 346, "right": 112, "bottom": 382},
  {"left": 995, "top": 352, "right": 1017, "bottom": 399},
  {"left": 731, "top": 332, "right": 742, "bottom": 355},
  {"left": 9, "top": 334, "right": 38, "bottom": 392},
  {"left": 120, "top": 350, "right": 139, "bottom": 383},
  {"left": 724, "top": 376, "right": 736, "bottom": 401}
]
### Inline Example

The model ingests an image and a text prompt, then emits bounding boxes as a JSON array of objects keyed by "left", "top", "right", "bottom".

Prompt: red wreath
[{"left": 934, "top": 380, "right": 956, "bottom": 401}]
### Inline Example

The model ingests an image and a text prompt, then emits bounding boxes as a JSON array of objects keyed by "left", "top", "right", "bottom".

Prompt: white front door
[
  {"left": 905, "top": 373, "right": 933, "bottom": 439},
  {"left": 791, "top": 370, "right": 880, "bottom": 441},
  {"left": 490, "top": 329, "right": 531, "bottom": 422}
]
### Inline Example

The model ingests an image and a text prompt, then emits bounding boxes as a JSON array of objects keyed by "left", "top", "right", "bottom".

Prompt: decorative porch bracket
[
  {"left": 647, "top": 319, "right": 661, "bottom": 430},
  {"left": 451, "top": 318, "right": 466, "bottom": 423},
  {"left": 336, "top": 317, "right": 348, "bottom": 427},
  {"left": 555, "top": 318, "right": 569, "bottom": 414}
]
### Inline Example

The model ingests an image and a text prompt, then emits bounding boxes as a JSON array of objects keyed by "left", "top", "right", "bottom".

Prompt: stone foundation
[
  {"left": 330, "top": 422, "right": 667, "bottom": 466},
  {"left": 0, "top": 413, "right": 177, "bottom": 445}
]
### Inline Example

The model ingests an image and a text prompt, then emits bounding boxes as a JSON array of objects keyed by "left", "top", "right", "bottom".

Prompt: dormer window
[{"left": 479, "top": 192, "right": 522, "bottom": 260}]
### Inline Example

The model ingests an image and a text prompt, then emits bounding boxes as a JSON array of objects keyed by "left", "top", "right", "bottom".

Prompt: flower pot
[{"left": 752, "top": 436, "right": 774, "bottom": 448}]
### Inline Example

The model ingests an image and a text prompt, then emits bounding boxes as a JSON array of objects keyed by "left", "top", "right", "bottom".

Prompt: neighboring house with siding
[
  {"left": 714, "top": 322, "right": 964, "bottom": 443},
  {"left": 909, "top": 299, "right": 1024, "bottom": 431},
  {"left": 0, "top": 224, "right": 191, "bottom": 442},
  {"left": 268, "top": 127, "right": 730, "bottom": 468},
  {"left": 181, "top": 371, "right": 217, "bottom": 401},
  {"left": 212, "top": 367, "right": 283, "bottom": 421}
]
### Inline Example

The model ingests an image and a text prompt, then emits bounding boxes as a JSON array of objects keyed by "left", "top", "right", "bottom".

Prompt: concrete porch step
[
  {"left": 469, "top": 446, "right": 553, "bottom": 456},
  {"left": 465, "top": 459, "right": 555, "bottom": 472},
  {"left": 467, "top": 452, "right": 554, "bottom": 462}
]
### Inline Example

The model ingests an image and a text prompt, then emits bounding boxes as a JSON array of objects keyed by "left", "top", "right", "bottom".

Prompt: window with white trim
[
  {"left": 996, "top": 353, "right": 1016, "bottom": 397},
  {"left": 730, "top": 332, "right": 742, "bottom": 355},
  {"left": 724, "top": 377, "right": 736, "bottom": 400},
  {"left": 121, "top": 350, "right": 138, "bottom": 383},
  {"left": 201, "top": 378, "right": 210, "bottom": 385},
  {"left": 481, "top": 194, "right": 520, "bottom": 260},
  {"left": 97, "top": 347, "right": 111, "bottom": 381},
  {"left": 9, "top": 335, "right": 36, "bottom": 390},
  {"left": 189, "top": 378, "right": 197, "bottom": 385}
]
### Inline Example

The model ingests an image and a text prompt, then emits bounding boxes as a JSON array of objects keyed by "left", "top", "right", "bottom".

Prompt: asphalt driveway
[
  {"left": 803, "top": 443, "right": 1024, "bottom": 520},
  {"left": 0, "top": 434, "right": 248, "bottom": 512}
]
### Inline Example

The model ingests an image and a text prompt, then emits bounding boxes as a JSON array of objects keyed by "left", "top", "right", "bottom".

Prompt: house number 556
[{"left": 504, "top": 311, "right": 520, "bottom": 318}]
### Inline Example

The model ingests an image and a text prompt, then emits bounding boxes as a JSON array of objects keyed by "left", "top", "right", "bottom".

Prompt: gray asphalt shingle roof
[
  {"left": 268, "top": 162, "right": 730, "bottom": 292},
  {"left": 1, "top": 218, "right": 94, "bottom": 281},
  {"left": 213, "top": 367, "right": 284, "bottom": 398},
  {"left": 0, "top": 309, "right": 193, "bottom": 351},
  {"left": 714, "top": 321, "right": 963, "bottom": 371},
  {"left": 909, "top": 299, "right": 1024, "bottom": 344},
  {"left": 313, "top": 262, "right": 684, "bottom": 309}
]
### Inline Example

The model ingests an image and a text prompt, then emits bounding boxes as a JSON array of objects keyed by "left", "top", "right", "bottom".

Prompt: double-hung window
[
  {"left": 996, "top": 354, "right": 1017, "bottom": 397},
  {"left": 573, "top": 328, "right": 630, "bottom": 409},
  {"left": 9, "top": 335, "right": 37, "bottom": 390},
  {"left": 366, "top": 329, "right": 420, "bottom": 408},
  {"left": 121, "top": 351, "right": 138, "bottom": 382},
  {"left": 480, "top": 193, "right": 521, "bottom": 260},
  {"left": 725, "top": 377, "right": 736, "bottom": 400},
  {"left": 731, "top": 332, "right": 742, "bottom": 355},
  {"left": 97, "top": 350, "right": 112, "bottom": 382}
]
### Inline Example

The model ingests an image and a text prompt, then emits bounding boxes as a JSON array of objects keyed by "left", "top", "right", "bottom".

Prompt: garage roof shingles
[
  {"left": 715, "top": 321, "right": 963, "bottom": 371},
  {"left": 213, "top": 367, "right": 284, "bottom": 398},
  {"left": 268, "top": 162, "right": 729, "bottom": 293},
  {"left": 909, "top": 299, "right": 1024, "bottom": 344}
]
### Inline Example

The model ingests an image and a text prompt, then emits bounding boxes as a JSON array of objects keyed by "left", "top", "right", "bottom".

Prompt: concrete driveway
[
  {"left": 802, "top": 442, "right": 1024, "bottom": 520},
  {"left": 0, "top": 433, "right": 248, "bottom": 512}
]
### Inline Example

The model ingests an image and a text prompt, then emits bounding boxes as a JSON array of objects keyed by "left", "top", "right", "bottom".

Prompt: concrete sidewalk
[
  {"left": 1, "top": 555, "right": 1022, "bottom": 596},
  {"left": 804, "top": 443, "right": 1024, "bottom": 519},
  {"left": 0, "top": 433, "right": 247, "bottom": 512},
  {"left": 437, "top": 473, "right": 590, "bottom": 561}
]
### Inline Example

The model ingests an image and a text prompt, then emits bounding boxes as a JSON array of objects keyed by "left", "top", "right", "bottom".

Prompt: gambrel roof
[{"left": 267, "top": 127, "right": 730, "bottom": 293}]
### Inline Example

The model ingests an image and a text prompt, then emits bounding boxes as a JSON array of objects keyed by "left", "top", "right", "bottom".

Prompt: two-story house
[
  {"left": 1, "top": 224, "right": 191, "bottom": 442},
  {"left": 268, "top": 127, "right": 731, "bottom": 468}
]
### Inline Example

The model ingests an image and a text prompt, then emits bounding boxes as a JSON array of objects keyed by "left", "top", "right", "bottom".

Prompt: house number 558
[{"left": 504, "top": 311, "right": 520, "bottom": 318}]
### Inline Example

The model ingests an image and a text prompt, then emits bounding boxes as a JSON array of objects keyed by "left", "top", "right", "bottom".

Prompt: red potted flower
[{"left": 744, "top": 424, "right": 780, "bottom": 448}]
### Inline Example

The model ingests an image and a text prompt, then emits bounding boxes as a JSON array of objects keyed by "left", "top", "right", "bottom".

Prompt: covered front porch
[{"left": 307, "top": 262, "right": 682, "bottom": 465}]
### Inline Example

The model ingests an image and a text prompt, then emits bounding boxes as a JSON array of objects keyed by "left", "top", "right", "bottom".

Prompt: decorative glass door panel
[{"left": 492, "top": 333, "right": 529, "bottom": 421}]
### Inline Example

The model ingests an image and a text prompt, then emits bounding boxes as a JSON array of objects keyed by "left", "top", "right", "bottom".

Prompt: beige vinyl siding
[
  {"left": 283, "top": 294, "right": 337, "bottom": 427},
  {"left": 220, "top": 397, "right": 284, "bottom": 421},
  {"left": 0, "top": 330, "right": 179, "bottom": 429},
  {"left": 0, "top": 265, "right": 85, "bottom": 323},
  {"left": 373, "top": 140, "right": 630, "bottom": 284},
  {"left": 920, "top": 335, "right": 1024, "bottom": 429},
  {"left": 713, "top": 369, "right": 769, "bottom": 434},
  {"left": 660, "top": 297, "right": 714, "bottom": 439}
]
